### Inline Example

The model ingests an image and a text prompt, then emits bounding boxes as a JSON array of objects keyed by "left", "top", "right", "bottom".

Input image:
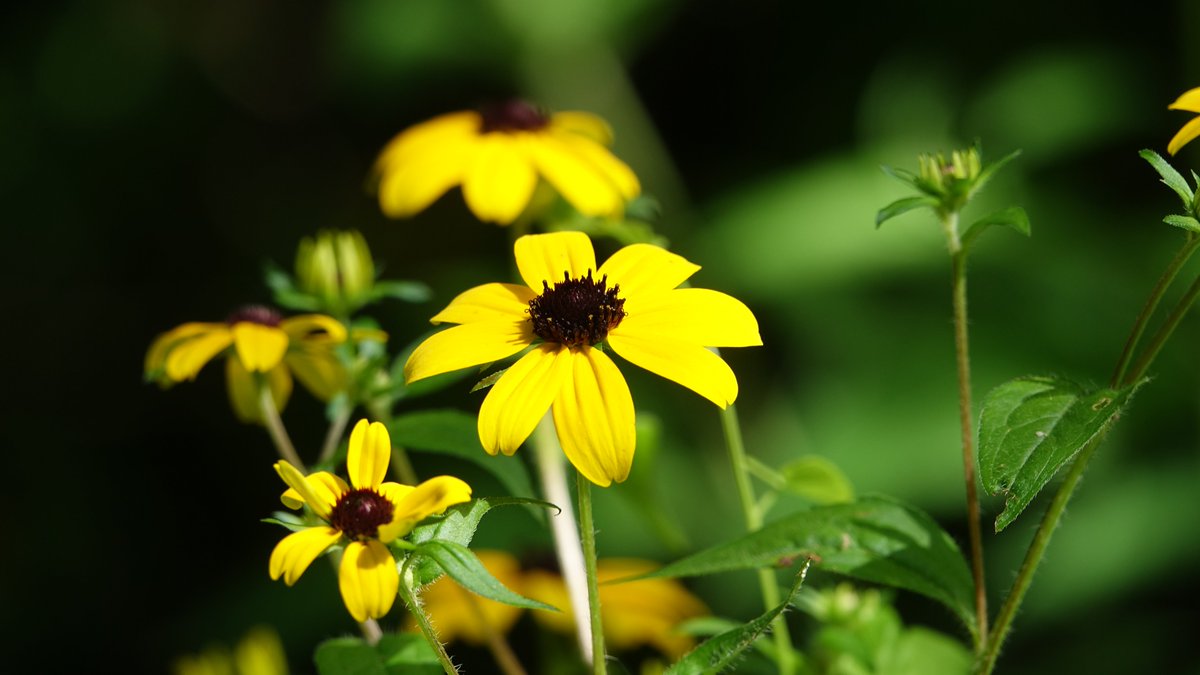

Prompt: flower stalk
[
  {"left": 576, "top": 471, "right": 608, "bottom": 675},
  {"left": 257, "top": 377, "right": 305, "bottom": 471},
  {"left": 399, "top": 574, "right": 458, "bottom": 675},
  {"left": 719, "top": 404, "right": 796, "bottom": 675}
]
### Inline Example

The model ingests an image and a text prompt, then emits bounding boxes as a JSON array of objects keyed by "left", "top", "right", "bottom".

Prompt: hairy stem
[
  {"left": 720, "top": 404, "right": 796, "bottom": 675},
  {"left": 257, "top": 377, "right": 305, "bottom": 472},
  {"left": 1124, "top": 269, "right": 1200, "bottom": 386},
  {"left": 576, "top": 472, "right": 607, "bottom": 675},
  {"left": 399, "top": 577, "right": 458, "bottom": 675},
  {"left": 533, "top": 415, "right": 594, "bottom": 665}
]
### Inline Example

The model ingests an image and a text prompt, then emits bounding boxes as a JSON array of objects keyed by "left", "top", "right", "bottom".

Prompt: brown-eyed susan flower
[
  {"left": 144, "top": 307, "right": 348, "bottom": 424},
  {"left": 404, "top": 231, "right": 761, "bottom": 486},
  {"left": 1169, "top": 87, "right": 1200, "bottom": 155},
  {"left": 407, "top": 549, "right": 526, "bottom": 645},
  {"left": 525, "top": 559, "right": 709, "bottom": 659},
  {"left": 269, "top": 419, "right": 472, "bottom": 622},
  {"left": 373, "top": 100, "right": 639, "bottom": 225}
]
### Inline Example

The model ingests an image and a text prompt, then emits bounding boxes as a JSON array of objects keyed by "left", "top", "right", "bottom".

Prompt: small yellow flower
[
  {"left": 525, "top": 559, "right": 709, "bottom": 659},
  {"left": 1169, "top": 87, "right": 1200, "bottom": 155},
  {"left": 145, "top": 307, "right": 348, "bottom": 423},
  {"left": 408, "top": 549, "right": 526, "bottom": 645},
  {"left": 373, "top": 100, "right": 639, "bottom": 225},
  {"left": 173, "top": 626, "right": 288, "bottom": 675},
  {"left": 269, "top": 419, "right": 472, "bottom": 622},
  {"left": 404, "top": 231, "right": 761, "bottom": 486}
]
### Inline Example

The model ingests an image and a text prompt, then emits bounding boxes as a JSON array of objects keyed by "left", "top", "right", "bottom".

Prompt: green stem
[
  {"left": 533, "top": 415, "right": 595, "bottom": 665},
  {"left": 398, "top": 576, "right": 458, "bottom": 675},
  {"left": 257, "top": 377, "right": 306, "bottom": 472},
  {"left": 976, "top": 427, "right": 1109, "bottom": 674},
  {"left": 720, "top": 405, "right": 796, "bottom": 675},
  {"left": 1124, "top": 269, "right": 1200, "bottom": 386},
  {"left": 317, "top": 402, "right": 353, "bottom": 465},
  {"left": 950, "top": 245, "right": 988, "bottom": 650},
  {"left": 576, "top": 472, "right": 607, "bottom": 675},
  {"left": 1111, "top": 234, "right": 1200, "bottom": 386}
]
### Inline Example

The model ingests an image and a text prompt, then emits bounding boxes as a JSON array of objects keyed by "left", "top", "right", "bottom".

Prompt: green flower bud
[{"left": 295, "top": 230, "right": 376, "bottom": 316}]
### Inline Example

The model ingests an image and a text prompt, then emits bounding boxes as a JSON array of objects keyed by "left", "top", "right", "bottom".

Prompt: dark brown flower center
[
  {"left": 527, "top": 271, "right": 626, "bottom": 348},
  {"left": 480, "top": 99, "right": 549, "bottom": 133},
  {"left": 226, "top": 305, "right": 283, "bottom": 327},
  {"left": 328, "top": 488, "right": 395, "bottom": 540}
]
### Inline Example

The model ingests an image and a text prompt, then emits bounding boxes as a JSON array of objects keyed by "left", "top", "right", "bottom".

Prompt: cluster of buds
[{"left": 294, "top": 230, "right": 376, "bottom": 317}]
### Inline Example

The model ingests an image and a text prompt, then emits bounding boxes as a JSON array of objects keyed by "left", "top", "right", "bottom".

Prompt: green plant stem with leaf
[
  {"left": 720, "top": 404, "right": 797, "bottom": 675},
  {"left": 979, "top": 232, "right": 1200, "bottom": 675},
  {"left": 576, "top": 472, "right": 608, "bottom": 675},
  {"left": 399, "top": 572, "right": 458, "bottom": 675},
  {"left": 943, "top": 210, "right": 989, "bottom": 650}
]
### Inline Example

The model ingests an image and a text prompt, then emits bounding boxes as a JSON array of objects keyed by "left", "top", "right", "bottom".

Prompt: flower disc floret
[
  {"left": 527, "top": 271, "right": 626, "bottom": 347},
  {"left": 328, "top": 488, "right": 395, "bottom": 540},
  {"left": 404, "top": 231, "right": 762, "bottom": 486},
  {"left": 480, "top": 99, "right": 549, "bottom": 133}
]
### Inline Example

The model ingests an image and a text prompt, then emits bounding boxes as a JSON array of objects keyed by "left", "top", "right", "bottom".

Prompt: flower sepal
[{"left": 878, "top": 145, "right": 1021, "bottom": 224}]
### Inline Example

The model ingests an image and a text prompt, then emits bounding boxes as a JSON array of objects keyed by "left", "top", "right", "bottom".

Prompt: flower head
[
  {"left": 525, "top": 559, "right": 709, "bottom": 659},
  {"left": 269, "top": 419, "right": 472, "bottom": 622},
  {"left": 404, "top": 232, "right": 761, "bottom": 486},
  {"left": 145, "top": 308, "right": 348, "bottom": 423},
  {"left": 373, "top": 100, "right": 639, "bottom": 225},
  {"left": 295, "top": 230, "right": 377, "bottom": 316},
  {"left": 1168, "top": 86, "right": 1200, "bottom": 155}
]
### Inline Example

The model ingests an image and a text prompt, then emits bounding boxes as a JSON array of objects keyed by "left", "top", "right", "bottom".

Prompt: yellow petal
[
  {"left": 164, "top": 327, "right": 233, "bottom": 381},
  {"left": 513, "top": 231, "right": 597, "bottom": 292},
  {"left": 347, "top": 419, "right": 390, "bottom": 490},
  {"left": 280, "top": 314, "right": 348, "bottom": 343},
  {"left": 619, "top": 288, "right": 762, "bottom": 347},
  {"left": 375, "top": 113, "right": 481, "bottom": 218},
  {"left": 226, "top": 358, "right": 292, "bottom": 424},
  {"left": 550, "top": 130, "right": 639, "bottom": 200},
  {"left": 145, "top": 322, "right": 224, "bottom": 382},
  {"left": 338, "top": 540, "right": 399, "bottom": 622},
  {"left": 478, "top": 345, "right": 571, "bottom": 456},
  {"left": 596, "top": 243, "right": 700, "bottom": 298},
  {"left": 462, "top": 134, "right": 539, "bottom": 224},
  {"left": 607, "top": 333, "right": 738, "bottom": 408},
  {"left": 378, "top": 481, "right": 415, "bottom": 507},
  {"left": 268, "top": 526, "right": 340, "bottom": 585},
  {"left": 525, "top": 135, "right": 627, "bottom": 217},
  {"left": 273, "top": 462, "right": 341, "bottom": 519},
  {"left": 1168, "top": 115, "right": 1200, "bottom": 156},
  {"left": 404, "top": 320, "right": 534, "bottom": 383},
  {"left": 231, "top": 323, "right": 289, "bottom": 373},
  {"left": 430, "top": 283, "right": 537, "bottom": 325},
  {"left": 551, "top": 111, "right": 614, "bottom": 145},
  {"left": 551, "top": 347, "right": 635, "bottom": 487},
  {"left": 233, "top": 627, "right": 288, "bottom": 675},
  {"left": 1168, "top": 87, "right": 1200, "bottom": 113},
  {"left": 381, "top": 475, "right": 473, "bottom": 541},
  {"left": 284, "top": 345, "right": 346, "bottom": 401}
]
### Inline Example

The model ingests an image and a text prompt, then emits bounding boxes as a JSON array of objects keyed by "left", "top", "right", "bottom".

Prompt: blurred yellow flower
[
  {"left": 173, "top": 625, "right": 288, "bottom": 675},
  {"left": 145, "top": 307, "right": 347, "bottom": 423},
  {"left": 408, "top": 549, "right": 526, "bottom": 645},
  {"left": 269, "top": 420, "right": 472, "bottom": 622},
  {"left": 404, "top": 231, "right": 761, "bottom": 486},
  {"left": 373, "top": 100, "right": 639, "bottom": 225},
  {"left": 1168, "top": 86, "right": 1200, "bottom": 155},
  {"left": 525, "top": 559, "right": 709, "bottom": 659}
]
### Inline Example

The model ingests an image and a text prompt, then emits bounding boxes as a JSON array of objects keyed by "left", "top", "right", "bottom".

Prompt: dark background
[{"left": 4, "top": 0, "right": 1199, "bottom": 672}]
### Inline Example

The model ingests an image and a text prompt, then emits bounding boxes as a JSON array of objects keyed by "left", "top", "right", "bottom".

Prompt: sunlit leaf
[
  {"left": 639, "top": 497, "right": 976, "bottom": 635},
  {"left": 666, "top": 562, "right": 811, "bottom": 675},
  {"left": 779, "top": 456, "right": 855, "bottom": 505},
  {"left": 1162, "top": 214, "right": 1200, "bottom": 234},
  {"left": 1139, "top": 149, "right": 1194, "bottom": 211},
  {"left": 875, "top": 196, "right": 938, "bottom": 228},
  {"left": 961, "top": 206, "right": 1030, "bottom": 250},
  {"left": 313, "top": 635, "right": 440, "bottom": 675},
  {"left": 978, "top": 375, "right": 1141, "bottom": 532},
  {"left": 370, "top": 280, "right": 432, "bottom": 303},
  {"left": 414, "top": 540, "right": 557, "bottom": 610}
]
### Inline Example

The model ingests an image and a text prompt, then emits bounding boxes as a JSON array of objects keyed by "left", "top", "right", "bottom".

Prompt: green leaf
[
  {"left": 961, "top": 206, "right": 1031, "bottom": 250},
  {"left": 666, "top": 562, "right": 811, "bottom": 675},
  {"left": 639, "top": 497, "right": 977, "bottom": 635},
  {"left": 779, "top": 456, "right": 856, "bottom": 505},
  {"left": 414, "top": 540, "right": 557, "bottom": 610},
  {"left": 1139, "top": 149, "right": 1194, "bottom": 211},
  {"left": 978, "top": 375, "right": 1141, "bottom": 532},
  {"left": 375, "top": 634, "right": 442, "bottom": 674},
  {"left": 469, "top": 367, "right": 508, "bottom": 393},
  {"left": 1162, "top": 214, "right": 1200, "bottom": 233},
  {"left": 388, "top": 410, "right": 534, "bottom": 501},
  {"left": 877, "top": 628, "right": 971, "bottom": 675},
  {"left": 879, "top": 164, "right": 918, "bottom": 186},
  {"left": 970, "top": 148, "right": 1021, "bottom": 195},
  {"left": 874, "top": 196, "right": 938, "bottom": 228},
  {"left": 370, "top": 279, "right": 432, "bottom": 303},
  {"left": 314, "top": 637, "right": 386, "bottom": 675}
]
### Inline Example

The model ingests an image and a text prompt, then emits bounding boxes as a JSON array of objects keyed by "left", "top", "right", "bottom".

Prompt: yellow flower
[
  {"left": 269, "top": 419, "right": 472, "bottom": 622},
  {"left": 373, "top": 100, "right": 639, "bottom": 225},
  {"left": 173, "top": 626, "right": 289, "bottom": 675},
  {"left": 525, "top": 559, "right": 709, "bottom": 659},
  {"left": 407, "top": 549, "right": 526, "bottom": 645},
  {"left": 1168, "top": 86, "right": 1200, "bottom": 155},
  {"left": 404, "top": 231, "right": 761, "bottom": 486},
  {"left": 145, "top": 307, "right": 348, "bottom": 424}
]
